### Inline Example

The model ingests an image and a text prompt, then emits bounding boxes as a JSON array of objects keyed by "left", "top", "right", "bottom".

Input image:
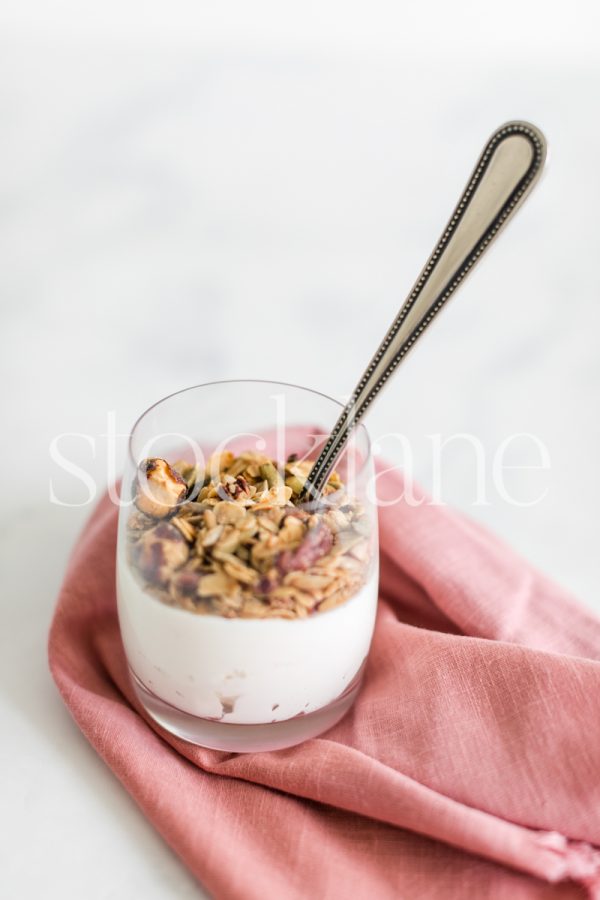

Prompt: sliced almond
[
  {"left": 202, "top": 508, "right": 216, "bottom": 529},
  {"left": 171, "top": 516, "right": 197, "bottom": 543},
  {"left": 214, "top": 501, "right": 246, "bottom": 526},
  {"left": 223, "top": 557, "right": 259, "bottom": 586},
  {"left": 215, "top": 525, "right": 241, "bottom": 554},
  {"left": 198, "top": 571, "right": 239, "bottom": 597},
  {"left": 202, "top": 525, "right": 224, "bottom": 547}
]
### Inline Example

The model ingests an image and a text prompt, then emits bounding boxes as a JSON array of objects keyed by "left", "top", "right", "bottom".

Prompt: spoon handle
[{"left": 301, "top": 120, "right": 547, "bottom": 501}]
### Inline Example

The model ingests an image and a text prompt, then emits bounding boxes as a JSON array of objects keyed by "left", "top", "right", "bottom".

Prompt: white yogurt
[{"left": 116, "top": 555, "right": 378, "bottom": 725}]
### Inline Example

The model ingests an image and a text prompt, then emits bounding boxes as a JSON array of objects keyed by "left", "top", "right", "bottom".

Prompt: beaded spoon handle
[{"left": 300, "top": 120, "right": 547, "bottom": 502}]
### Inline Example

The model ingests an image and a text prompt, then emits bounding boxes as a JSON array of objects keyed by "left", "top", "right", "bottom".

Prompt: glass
[{"left": 116, "top": 380, "right": 379, "bottom": 752}]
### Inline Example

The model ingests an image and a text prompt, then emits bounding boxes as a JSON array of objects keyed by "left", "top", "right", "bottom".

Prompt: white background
[{"left": 1, "top": 2, "right": 599, "bottom": 897}]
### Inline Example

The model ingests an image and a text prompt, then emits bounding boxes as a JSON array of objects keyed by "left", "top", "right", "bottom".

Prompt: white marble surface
[{"left": 1, "top": 5, "right": 600, "bottom": 898}]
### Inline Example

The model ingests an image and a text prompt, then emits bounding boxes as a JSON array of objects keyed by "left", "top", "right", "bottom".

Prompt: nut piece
[
  {"left": 277, "top": 523, "right": 333, "bottom": 574},
  {"left": 135, "top": 458, "right": 187, "bottom": 518},
  {"left": 169, "top": 570, "right": 201, "bottom": 608},
  {"left": 132, "top": 522, "right": 189, "bottom": 586}
]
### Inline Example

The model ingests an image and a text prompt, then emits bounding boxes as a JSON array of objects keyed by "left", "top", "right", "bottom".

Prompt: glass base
[{"left": 130, "top": 667, "right": 362, "bottom": 752}]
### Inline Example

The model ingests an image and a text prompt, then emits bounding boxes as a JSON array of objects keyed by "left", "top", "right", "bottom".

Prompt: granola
[{"left": 127, "top": 450, "right": 373, "bottom": 619}]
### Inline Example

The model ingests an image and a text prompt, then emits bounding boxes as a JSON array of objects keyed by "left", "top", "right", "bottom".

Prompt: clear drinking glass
[{"left": 116, "top": 380, "right": 379, "bottom": 752}]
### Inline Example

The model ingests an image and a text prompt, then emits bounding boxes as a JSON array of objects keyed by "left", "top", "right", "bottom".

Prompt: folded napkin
[{"left": 49, "top": 468, "right": 600, "bottom": 899}]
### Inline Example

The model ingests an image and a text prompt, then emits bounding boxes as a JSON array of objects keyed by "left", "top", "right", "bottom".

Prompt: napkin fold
[{"left": 49, "top": 469, "right": 600, "bottom": 899}]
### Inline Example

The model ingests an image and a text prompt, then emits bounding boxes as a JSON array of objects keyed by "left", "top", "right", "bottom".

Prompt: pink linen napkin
[{"left": 49, "top": 467, "right": 600, "bottom": 899}]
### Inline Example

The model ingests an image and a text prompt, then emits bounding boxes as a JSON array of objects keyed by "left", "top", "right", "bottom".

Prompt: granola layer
[{"left": 126, "top": 450, "right": 372, "bottom": 619}]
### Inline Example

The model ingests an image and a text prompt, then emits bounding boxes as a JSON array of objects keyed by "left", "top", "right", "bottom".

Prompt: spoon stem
[{"left": 300, "top": 120, "right": 547, "bottom": 502}]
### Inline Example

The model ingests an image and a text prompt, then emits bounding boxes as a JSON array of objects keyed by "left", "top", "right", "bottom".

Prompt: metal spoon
[{"left": 300, "top": 120, "right": 547, "bottom": 501}]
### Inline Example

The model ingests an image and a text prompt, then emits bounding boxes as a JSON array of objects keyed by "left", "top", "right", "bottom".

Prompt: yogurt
[{"left": 117, "top": 554, "right": 379, "bottom": 725}]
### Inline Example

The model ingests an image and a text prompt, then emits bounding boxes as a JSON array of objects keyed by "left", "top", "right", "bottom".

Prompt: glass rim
[{"left": 128, "top": 378, "right": 372, "bottom": 470}]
